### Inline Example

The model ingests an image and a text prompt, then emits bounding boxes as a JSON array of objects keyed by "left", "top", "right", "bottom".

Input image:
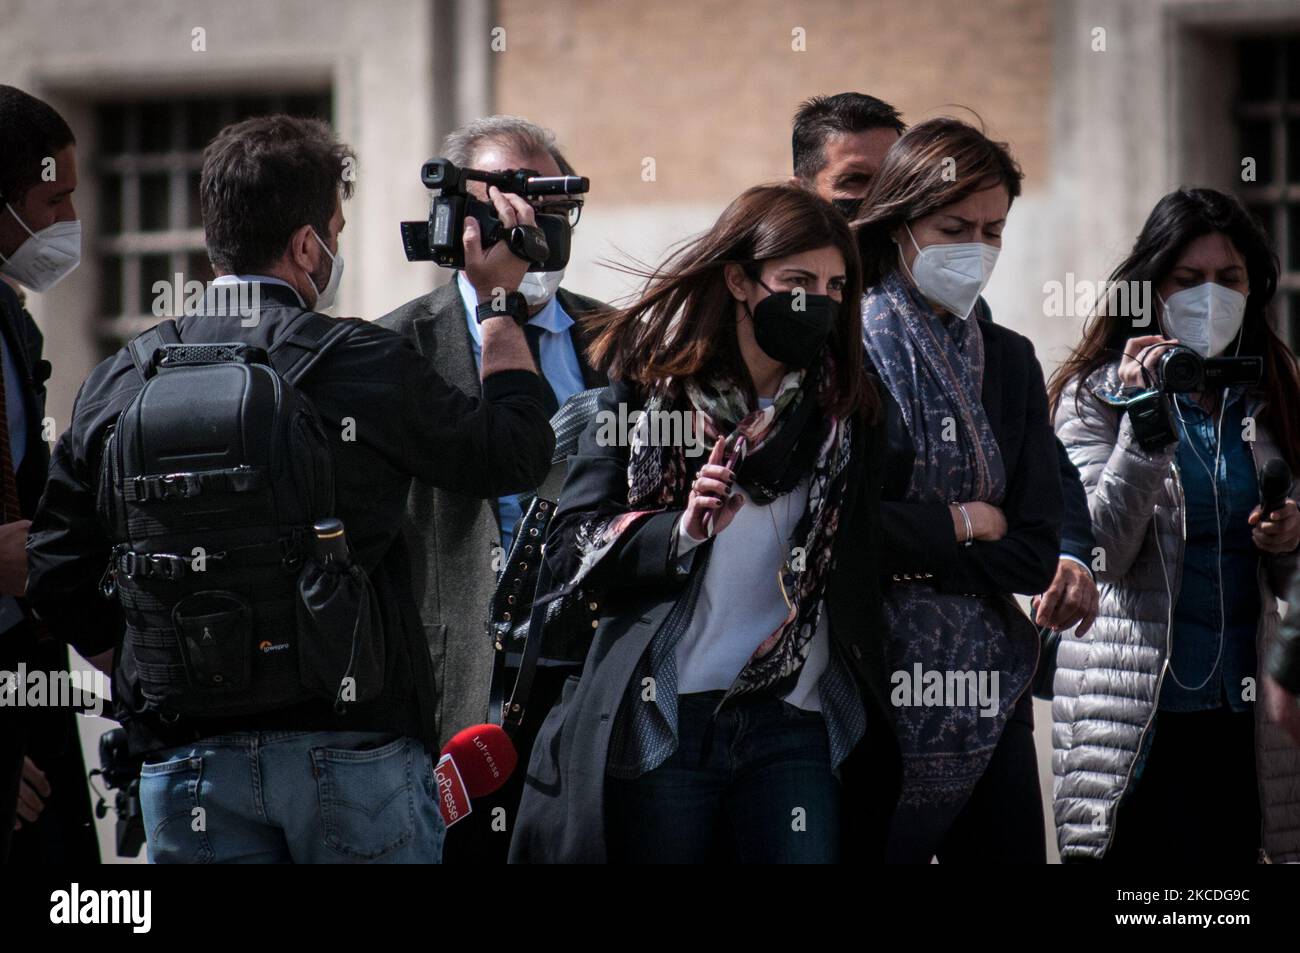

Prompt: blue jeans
[
  {"left": 139, "top": 731, "right": 445, "bottom": 864},
  {"left": 605, "top": 692, "right": 841, "bottom": 863}
]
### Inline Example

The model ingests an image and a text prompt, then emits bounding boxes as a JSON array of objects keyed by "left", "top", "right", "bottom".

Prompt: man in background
[{"left": 0, "top": 85, "right": 99, "bottom": 863}]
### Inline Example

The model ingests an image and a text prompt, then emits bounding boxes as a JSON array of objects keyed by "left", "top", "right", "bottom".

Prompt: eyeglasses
[{"left": 530, "top": 197, "right": 583, "bottom": 228}]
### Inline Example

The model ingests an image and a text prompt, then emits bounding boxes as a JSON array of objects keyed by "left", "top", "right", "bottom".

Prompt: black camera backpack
[{"left": 98, "top": 313, "right": 382, "bottom": 720}]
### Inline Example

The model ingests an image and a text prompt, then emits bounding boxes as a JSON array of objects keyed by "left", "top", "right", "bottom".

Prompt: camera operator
[
  {"left": 1048, "top": 188, "right": 1300, "bottom": 863},
  {"left": 25, "top": 114, "right": 554, "bottom": 863},
  {"left": 0, "top": 85, "right": 102, "bottom": 864},
  {"left": 792, "top": 93, "right": 1099, "bottom": 638},
  {"left": 378, "top": 116, "right": 607, "bottom": 864}
]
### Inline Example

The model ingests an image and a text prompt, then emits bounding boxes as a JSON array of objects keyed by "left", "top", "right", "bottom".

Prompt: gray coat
[
  {"left": 1052, "top": 363, "right": 1300, "bottom": 861},
  {"left": 377, "top": 282, "right": 607, "bottom": 747}
]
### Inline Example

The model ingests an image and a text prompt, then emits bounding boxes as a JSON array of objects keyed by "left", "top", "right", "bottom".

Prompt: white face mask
[
  {"left": 900, "top": 223, "right": 999, "bottom": 319},
  {"left": 1160, "top": 282, "right": 1246, "bottom": 358},
  {"left": 304, "top": 228, "right": 343, "bottom": 312},
  {"left": 0, "top": 202, "right": 81, "bottom": 292},
  {"left": 517, "top": 268, "right": 565, "bottom": 308}
]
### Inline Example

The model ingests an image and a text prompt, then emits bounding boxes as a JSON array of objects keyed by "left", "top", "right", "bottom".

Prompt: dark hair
[
  {"left": 0, "top": 86, "right": 75, "bottom": 204},
  {"left": 1047, "top": 187, "right": 1300, "bottom": 469},
  {"left": 201, "top": 115, "right": 355, "bottom": 274},
  {"left": 854, "top": 117, "right": 1023, "bottom": 285},
  {"left": 587, "top": 183, "right": 876, "bottom": 422},
  {"left": 791, "top": 93, "right": 906, "bottom": 182}
]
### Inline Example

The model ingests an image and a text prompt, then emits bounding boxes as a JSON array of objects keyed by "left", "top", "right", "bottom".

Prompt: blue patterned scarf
[{"left": 862, "top": 270, "right": 1037, "bottom": 807}]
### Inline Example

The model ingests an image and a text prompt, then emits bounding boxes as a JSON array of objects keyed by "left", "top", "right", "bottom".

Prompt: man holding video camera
[
  {"left": 379, "top": 115, "right": 607, "bottom": 864},
  {"left": 25, "top": 114, "right": 555, "bottom": 863}
]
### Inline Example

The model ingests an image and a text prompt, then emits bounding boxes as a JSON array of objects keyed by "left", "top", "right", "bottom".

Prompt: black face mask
[
  {"left": 747, "top": 282, "right": 836, "bottom": 369},
  {"left": 831, "top": 197, "right": 864, "bottom": 221}
]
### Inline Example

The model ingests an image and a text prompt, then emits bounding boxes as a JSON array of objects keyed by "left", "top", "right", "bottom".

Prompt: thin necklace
[{"left": 766, "top": 485, "right": 798, "bottom": 609}]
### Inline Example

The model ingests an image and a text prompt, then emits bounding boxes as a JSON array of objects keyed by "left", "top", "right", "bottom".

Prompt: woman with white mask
[
  {"left": 1049, "top": 187, "right": 1300, "bottom": 863},
  {"left": 854, "top": 118, "right": 1062, "bottom": 863}
]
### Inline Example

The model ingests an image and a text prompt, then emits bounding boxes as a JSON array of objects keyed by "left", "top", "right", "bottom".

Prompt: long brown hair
[
  {"left": 853, "top": 117, "right": 1023, "bottom": 286},
  {"left": 1046, "top": 187, "right": 1300, "bottom": 470},
  {"left": 587, "top": 183, "right": 876, "bottom": 421}
]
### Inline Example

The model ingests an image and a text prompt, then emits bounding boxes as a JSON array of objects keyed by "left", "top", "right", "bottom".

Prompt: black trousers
[
  {"left": 887, "top": 698, "right": 1046, "bottom": 864},
  {"left": 441, "top": 664, "right": 576, "bottom": 864},
  {"left": 1103, "top": 706, "right": 1259, "bottom": 864}
]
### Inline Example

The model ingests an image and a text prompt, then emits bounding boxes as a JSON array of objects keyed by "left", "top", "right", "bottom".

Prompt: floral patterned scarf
[
  {"left": 863, "top": 270, "right": 1037, "bottom": 808},
  {"left": 564, "top": 350, "right": 854, "bottom": 700}
]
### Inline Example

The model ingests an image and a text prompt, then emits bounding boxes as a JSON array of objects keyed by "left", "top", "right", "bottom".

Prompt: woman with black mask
[
  {"left": 510, "top": 183, "right": 901, "bottom": 863},
  {"left": 855, "top": 118, "right": 1061, "bottom": 863}
]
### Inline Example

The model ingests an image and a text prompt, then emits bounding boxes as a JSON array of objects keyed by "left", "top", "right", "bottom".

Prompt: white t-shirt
[{"left": 672, "top": 475, "right": 830, "bottom": 710}]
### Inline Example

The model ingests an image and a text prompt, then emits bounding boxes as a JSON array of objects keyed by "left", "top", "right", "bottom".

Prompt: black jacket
[
  {"left": 376, "top": 282, "right": 607, "bottom": 746},
  {"left": 973, "top": 298, "right": 1093, "bottom": 568},
  {"left": 25, "top": 283, "right": 555, "bottom": 754},
  {"left": 509, "top": 379, "right": 902, "bottom": 862},
  {"left": 0, "top": 278, "right": 56, "bottom": 862},
  {"left": 874, "top": 316, "right": 1062, "bottom": 597}
]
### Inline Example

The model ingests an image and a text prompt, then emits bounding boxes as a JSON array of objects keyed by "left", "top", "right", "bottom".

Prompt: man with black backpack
[{"left": 24, "top": 115, "right": 555, "bottom": 863}]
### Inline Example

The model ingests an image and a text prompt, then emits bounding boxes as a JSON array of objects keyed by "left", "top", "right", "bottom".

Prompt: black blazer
[
  {"left": 873, "top": 317, "right": 1062, "bottom": 597},
  {"left": 511, "top": 379, "right": 902, "bottom": 862},
  {"left": 974, "top": 297, "right": 1094, "bottom": 567},
  {"left": 0, "top": 279, "right": 54, "bottom": 863}
]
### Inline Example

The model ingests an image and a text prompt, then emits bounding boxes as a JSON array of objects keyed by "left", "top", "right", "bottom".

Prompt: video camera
[
  {"left": 89, "top": 727, "right": 145, "bottom": 858},
  {"left": 400, "top": 158, "right": 588, "bottom": 271},
  {"left": 1155, "top": 345, "right": 1262, "bottom": 393}
]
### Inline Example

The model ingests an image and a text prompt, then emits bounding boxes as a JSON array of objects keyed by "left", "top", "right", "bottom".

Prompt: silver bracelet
[{"left": 957, "top": 503, "right": 974, "bottom": 546}]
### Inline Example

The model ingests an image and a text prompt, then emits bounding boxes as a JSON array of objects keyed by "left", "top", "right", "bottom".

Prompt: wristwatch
[{"left": 475, "top": 290, "right": 529, "bottom": 326}]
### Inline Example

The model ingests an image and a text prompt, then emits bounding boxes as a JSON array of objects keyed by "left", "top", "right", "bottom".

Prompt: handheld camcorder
[
  {"left": 89, "top": 727, "right": 145, "bottom": 858},
  {"left": 1155, "top": 345, "right": 1262, "bottom": 393},
  {"left": 400, "top": 158, "right": 588, "bottom": 271}
]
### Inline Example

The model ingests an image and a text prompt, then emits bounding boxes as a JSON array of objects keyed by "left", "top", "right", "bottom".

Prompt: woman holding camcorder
[{"left": 1049, "top": 187, "right": 1300, "bottom": 863}]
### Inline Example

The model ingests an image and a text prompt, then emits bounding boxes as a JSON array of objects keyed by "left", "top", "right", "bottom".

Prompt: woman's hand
[
  {"left": 949, "top": 501, "right": 1007, "bottom": 543},
  {"left": 682, "top": 436, "right": 744, "bottom": 541},
  {"left": 1250, "top": 498, "right": 1300, "bottom": 554},
  {"left": 1118, "top": 334, "right": 1179, "bottom": 389}
]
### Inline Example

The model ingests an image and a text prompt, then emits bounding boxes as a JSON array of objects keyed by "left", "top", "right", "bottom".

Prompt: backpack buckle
[
  {"left": 148, "top": 554, "right": 187, "bottom": 581},
  {"left": 118, "top": 551, "right": 186, "bottom": 581},
  {"left": 159, "top": 473, "right": 198, "bottom": 499}
]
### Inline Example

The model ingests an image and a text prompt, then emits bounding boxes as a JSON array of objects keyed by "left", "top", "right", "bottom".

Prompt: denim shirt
[{"left": 1159, "top": 389, "right": 1261, "bottom": 712}]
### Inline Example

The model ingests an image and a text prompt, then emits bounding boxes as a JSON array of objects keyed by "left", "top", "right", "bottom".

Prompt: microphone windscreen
[
  {"left": 1261, "top": 458, "right": 1292, "bottom": 513},
  {"left": 441, "top": 724, "right": 518, "bottom": 798}
]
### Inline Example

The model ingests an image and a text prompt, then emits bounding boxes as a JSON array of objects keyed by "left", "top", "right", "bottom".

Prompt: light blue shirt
[{"left": 455, "top": 272, "right": 585, "bottom": 550}]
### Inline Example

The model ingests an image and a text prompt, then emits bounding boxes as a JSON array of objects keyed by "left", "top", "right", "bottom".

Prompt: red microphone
[{"left": 433, "top": 724, "right": 518, "bottom": 828}]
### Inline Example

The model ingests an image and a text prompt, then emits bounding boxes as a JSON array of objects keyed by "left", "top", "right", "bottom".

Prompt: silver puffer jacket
[{"left": 1052, "top": 363, "right": 1300, "bottom": 862}]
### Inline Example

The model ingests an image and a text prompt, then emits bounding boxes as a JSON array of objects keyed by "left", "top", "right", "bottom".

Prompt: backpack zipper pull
[{"left": 98, "top": 557, "right": 118, "bottom": 599}]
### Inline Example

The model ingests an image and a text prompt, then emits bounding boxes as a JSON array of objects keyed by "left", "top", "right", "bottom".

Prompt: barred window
[
  {"left": 95, "top": 92, "right": 332, "bottom": 354},
  {"left": 1236, "top": 36, "right": 1300, "bottom": 348}
]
